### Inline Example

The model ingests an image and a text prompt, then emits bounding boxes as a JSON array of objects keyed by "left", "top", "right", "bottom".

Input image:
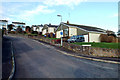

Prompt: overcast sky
[{"left": 0, "top": 0, "right": 119, "bottom": 33}]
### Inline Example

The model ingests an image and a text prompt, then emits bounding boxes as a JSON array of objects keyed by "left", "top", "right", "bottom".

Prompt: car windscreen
[{"left": 70, "top": 36, "right": 76, "bottom": 39}]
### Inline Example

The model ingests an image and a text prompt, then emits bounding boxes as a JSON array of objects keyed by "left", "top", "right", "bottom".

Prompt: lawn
[{"left": 72, "top": 42, "right": 119, "bottom": 49}]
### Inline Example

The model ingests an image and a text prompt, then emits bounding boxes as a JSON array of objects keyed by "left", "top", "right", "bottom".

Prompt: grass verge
[{"left": 72, "top": 42, "right": 118, "bottom": 49}]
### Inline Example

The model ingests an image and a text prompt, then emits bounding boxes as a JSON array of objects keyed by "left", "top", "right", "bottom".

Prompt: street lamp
[{"left": 57, "top": 14, "right": 63, "bottom": 46}]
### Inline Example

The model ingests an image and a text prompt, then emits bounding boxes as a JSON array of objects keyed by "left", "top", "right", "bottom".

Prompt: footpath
[{"left": 2, "top": 36, "right": 13, "bottom": 79}]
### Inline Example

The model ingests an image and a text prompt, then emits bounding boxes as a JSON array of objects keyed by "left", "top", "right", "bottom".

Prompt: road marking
[{"left": 32, "top": 39, "right": 120, "bottom": 65}]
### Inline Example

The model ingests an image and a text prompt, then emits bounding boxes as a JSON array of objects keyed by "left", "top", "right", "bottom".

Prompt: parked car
[{"left": 67, "top": 35, "right": 85, "bottom": 43}]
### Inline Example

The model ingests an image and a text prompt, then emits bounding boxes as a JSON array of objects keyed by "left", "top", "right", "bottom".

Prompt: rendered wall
[{"left": 89, "top": 32, "right": 101, "bottom": 42}]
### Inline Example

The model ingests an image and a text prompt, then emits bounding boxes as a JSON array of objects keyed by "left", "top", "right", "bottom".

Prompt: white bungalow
[
  {"left": 56, "top": 22, "right": 107, "bottom": 42},
  {"left": 42, "top": 24, "right": 58, "bottom": 35}
]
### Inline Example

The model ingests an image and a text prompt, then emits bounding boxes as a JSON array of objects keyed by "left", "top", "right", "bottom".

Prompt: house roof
[
  {"left": 46, "top": 24, "right": 58, "bottom": 28},
  {"left": 12, "top": 22, "right": 25, "bottom": 25},
  {"left": 0, "top": 20, "right": 8, "bottom": 22},
  {"left": 61, "top": 22, "right": 106, "bottom": 33},
  {"left": 32, "top": 25, "right": 43, "bottom": 27}
]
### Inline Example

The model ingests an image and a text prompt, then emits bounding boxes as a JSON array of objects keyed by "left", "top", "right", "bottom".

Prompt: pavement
[
  {"left": 3, "top": 35, "right": 119, "bottom": 79},
  {"left": 2, "top": 36, "right": 12, "bottom": 79}
]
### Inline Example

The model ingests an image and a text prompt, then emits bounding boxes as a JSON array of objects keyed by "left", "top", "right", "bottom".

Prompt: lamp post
[{"left": 57, "top": 14, "right": 63, "bottom": 46}]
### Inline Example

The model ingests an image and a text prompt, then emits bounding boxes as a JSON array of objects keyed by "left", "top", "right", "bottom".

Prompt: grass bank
[{"left": 72, "top": 42, "right": 118, "bottom": 49}]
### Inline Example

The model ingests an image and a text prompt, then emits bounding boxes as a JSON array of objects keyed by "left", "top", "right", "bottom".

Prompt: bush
[
  {"left": 32, "top": 31, "right": 38, "bottom": 34},
  {"left": 100, "top": 34, "right": 116, "bottom": 43},
  {"left": 22, "top": 31, "right": 26, "bottom": 34},
  {"left": 55, "top": 39, "right": 61, "bottom": 44},
  {"left": 100, "top": 34, "right": 108, "bottom": 42},
  {"left": 10, "top": 31, "right": 16, "bottom": 34},
  {"left": 45, "top": 33, "right": 50, "bottom": 37},
  {"left": 118, "top": 37, "right": 120, "bottom": 43},
  {"left": 107, "top": 36, "right": 115, "bottom": 43},
  {"left": 38, "top": 32, "right": 42, "bottom": 35},
  {"left": 49, "top": 32, "right": 55, "bottom": 38},
  {"left": 115, "top": 38, "right": 118, "bottom": 43}
]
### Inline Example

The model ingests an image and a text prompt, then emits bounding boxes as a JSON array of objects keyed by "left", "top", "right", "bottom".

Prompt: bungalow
[
  {"left": 12, "top": 22, "right": 25, "bottom": 31},
  {"left": 42, "top": 24, "right": 58, "bottom": 35},
  {"left": 31, "top": 24, "right": 43, "bottom": 33},
  {"left": 56, "top": 22, "right": 107, "bottom": 42}
]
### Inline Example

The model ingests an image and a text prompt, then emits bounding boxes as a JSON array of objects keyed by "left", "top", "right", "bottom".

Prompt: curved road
[{"left": 6, "top": 36, "right": 119, "bottom": 78}]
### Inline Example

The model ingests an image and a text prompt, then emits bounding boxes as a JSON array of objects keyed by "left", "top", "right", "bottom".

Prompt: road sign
[{"left": 60, "top": 32, "right": 63, "bottom": 35}]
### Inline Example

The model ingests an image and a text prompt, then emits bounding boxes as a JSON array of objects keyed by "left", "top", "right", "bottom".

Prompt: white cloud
[
  {"left": 109, "top": 13, "right": 118, "bottom": 18},
  {"left": 1, "top": 4, "right": 55, "bottom": 23},
  {"left": 25, "top": 5, "right": 55, "bottom": 15},
  {"left": 112, "top": 13, "right": 118, "bottom": 17},
  {"left": 17, "top": 5, "right": 55, "bottom": 22},
  {"left": 42, "top": 0, "right": 87, "bottom": 8},
  {"left": 1, "top": 0, "right": 119, "bottom": 2}
]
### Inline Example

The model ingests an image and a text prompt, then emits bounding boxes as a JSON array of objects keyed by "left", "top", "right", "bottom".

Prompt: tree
[
  {"left": 8, "top": 24, "right": 14, "bottom": 32},
  {"left": 16, "top": 26, "right": 22, "bottom": 33},
  {"left": 118, "top": 29, "right": 120, "bottom": 35},
  {"left": 106, "top": 30, "right": 116, "bottom": 37},
  {"left": 36, "top": 26, "right": 39, "bottom": 31},
  {"left": 25, "top": 26, "right": 31, "bottom": 33}
]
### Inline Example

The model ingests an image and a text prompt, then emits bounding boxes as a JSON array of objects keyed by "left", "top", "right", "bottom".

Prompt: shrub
[
  {"left": 118, "top": 37, "right": 120, "bottom": 43},
  {"left": 10, "top": 31, "right": 16, "bottom": 34},
  {"left": 100, "top": 34, "right": 108, "bottom": 42},
  {"left": 115, "top": 38, "right": 118, "bottom": 43},
  {"left": 32, "top": 31, "right": 38, "bottom": 34},
  {"left": 55, "top": 39, "right": 61, "bottom": 44},
  {"left": 22, "top": 31, "right": 26, "bottom": 34},
  {"left": 50, "top": 32, "right": 55, "bottom": 38},
  {"left": 107, "top": 36, "right": 115, "bottom": 43},
  {"left": 16, "top": 26, "right": 22, "bottom": 33},
  {"left": 38, "top": 32, "right": 42, "bottom": 35},
  {"left": 45, "top": 33, "right": 50, "bottom": 37}
]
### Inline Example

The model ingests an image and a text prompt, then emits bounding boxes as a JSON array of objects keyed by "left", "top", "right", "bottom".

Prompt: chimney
[{"left": 67, "top": 21, "right": 69, "bottom": 24}]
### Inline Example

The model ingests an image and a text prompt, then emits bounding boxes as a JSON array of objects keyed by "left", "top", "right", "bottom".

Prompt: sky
[{"left": 0, "top": 0, "right": 119, "bottom": 33}]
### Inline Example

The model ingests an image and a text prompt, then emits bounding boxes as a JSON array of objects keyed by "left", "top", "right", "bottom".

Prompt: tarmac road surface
[{"left": 6, "top": 36, "right": 119, "bottom": 78}]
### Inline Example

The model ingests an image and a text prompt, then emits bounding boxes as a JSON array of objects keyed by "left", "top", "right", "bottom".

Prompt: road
[{"left": 6, "top": 36, "right": 119, "bottom": 78}]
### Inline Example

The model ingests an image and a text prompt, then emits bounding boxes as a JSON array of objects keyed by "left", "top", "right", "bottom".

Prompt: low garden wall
[
  {"left": 29, "top": 36, "right": 56, "bottom": 45},
  {"left": 63, "top": 42, "right": 119, "bottom": 57}
]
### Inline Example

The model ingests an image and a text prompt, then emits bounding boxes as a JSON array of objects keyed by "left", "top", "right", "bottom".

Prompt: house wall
[
  {"left": 39, "top": 27, "right": 43, "bottom": 32},
  {"left": 69, "top": 27, "right": 77, "bottom": 36},
  {"left": 0, "top": 22, "right": 8, "bottom": 30},
  {"left": 48, "top": 27, "right": 55, "bottom": 33},
  {"left": 42, "top": 29, "right": 47, "bottom": 35},
  {"left": 89, "top": 32, "right": 101, "bottom": 42},
  {"left": 56, "top": 30, "right": 63, "bottom": 38},
  {"left": 36, "top": 27, "right": 43, "bottom": 32},
  {"left": 84, "top": 35, "right": 88, "bottom": 42},
  {"left": 33, "top": 27, "right": 36, "bottom": 31}
]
